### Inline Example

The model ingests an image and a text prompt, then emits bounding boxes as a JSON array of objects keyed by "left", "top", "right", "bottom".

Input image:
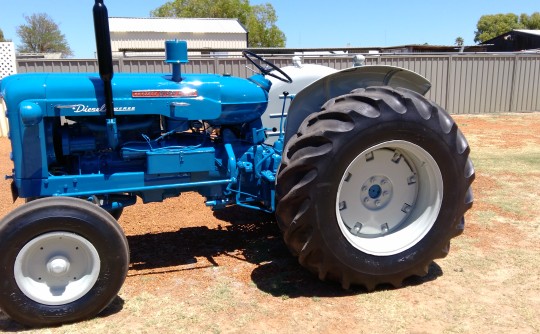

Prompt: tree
[
  {"left": 520, "top": 12, "right": 540, "bottom": 29},
  {"left": 246, "top": 4, "right": 285, "bottom": 47},
  {"left": 152, "top": 0, "right": 251, "bottom": 23},
  {"left": 455, "top": 37, "right": 464, "bottom": 46},
  {"left": 0, "top": 28, "right": 11, "bottom": 42},
  {"left": 474, "top": 12, "right": 540, "bottom": 43},
  {"left": 475, "top": 14, "right": 523, "bottom": 43},
  {"left": 151, "top": 0, "right": 286, "bottom": 47},
  {"left": 16, "top": 13, "right": 73, "bottom": 57}
]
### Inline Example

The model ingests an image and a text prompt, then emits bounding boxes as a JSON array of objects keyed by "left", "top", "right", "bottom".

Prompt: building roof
[
  {"left": 479, "top": 29, "right": 540, "bottom": 52},
  {"left": 514, "top": 29, "right": 540, "bottom": 36},
  {"left": 481, "top": 29, "right": 540, "bottom": 44},
  {"left": 228, "top": 44, "right": 486, "bottom": 55},
  {"left": 109, "top": 17, "right": 247, "bottom": 34}
]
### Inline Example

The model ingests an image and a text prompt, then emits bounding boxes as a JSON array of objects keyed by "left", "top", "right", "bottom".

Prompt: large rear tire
[
  {"left": 0, "top": 197, "right": 129, "bottom": 327},
  {"left": 276, "top": 86, "right": 474, "bottom": 290}
]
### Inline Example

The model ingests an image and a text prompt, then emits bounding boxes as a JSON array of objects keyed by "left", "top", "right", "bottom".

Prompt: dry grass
[{"left": 0, "top": 112, "right": 539, "bottom": 334}]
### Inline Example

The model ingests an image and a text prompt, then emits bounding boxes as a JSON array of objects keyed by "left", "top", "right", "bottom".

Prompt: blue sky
[{"left": 1, "top": 0, "right": 538, "bottom": 58}]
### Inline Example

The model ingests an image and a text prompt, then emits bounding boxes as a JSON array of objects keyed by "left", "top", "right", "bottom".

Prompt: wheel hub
[
  {"left": 47, "top": 256, "right": 71, "bottom": 275},
  {"left": 362, "top": 176, "right": 392, "bottom": 210}
]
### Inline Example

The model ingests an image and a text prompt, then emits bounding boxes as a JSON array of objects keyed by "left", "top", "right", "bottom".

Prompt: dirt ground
[{"left": 0, "top": 112, "right": 539, "bottom": 333}]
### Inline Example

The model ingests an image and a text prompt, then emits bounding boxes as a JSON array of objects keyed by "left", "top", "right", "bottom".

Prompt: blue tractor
[{"left": 0, "top": 0, "right": 474, "bottom": 327}]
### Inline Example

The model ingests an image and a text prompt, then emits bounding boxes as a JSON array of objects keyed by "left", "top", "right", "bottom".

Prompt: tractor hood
[{"left": 1, "top": 72, "right": 269, "bottom": 125}]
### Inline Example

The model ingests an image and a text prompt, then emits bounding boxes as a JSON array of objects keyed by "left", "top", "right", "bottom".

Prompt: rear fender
[{"left": 284, "top": 65, "right": 431, "bottom": 144}]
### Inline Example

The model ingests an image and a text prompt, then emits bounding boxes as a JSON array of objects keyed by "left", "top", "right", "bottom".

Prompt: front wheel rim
[
  {"left": 336, "top": 140, "right": 443, "bottom": 256},
  {"left": 14, "top": 232, "right": 101, "bottom": 305}
]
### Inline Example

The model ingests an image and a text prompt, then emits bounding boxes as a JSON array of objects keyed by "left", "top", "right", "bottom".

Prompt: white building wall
[
  {"left": 111, "top": 31, "right": 247, "bottom": 52},
  {"left": 108, "top": 18, "right": 248, "bottom": 55}
]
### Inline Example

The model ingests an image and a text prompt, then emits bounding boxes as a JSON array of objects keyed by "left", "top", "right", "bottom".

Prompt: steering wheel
[{"left": 242, "top": 50, "right": 293, "bottom": 83}]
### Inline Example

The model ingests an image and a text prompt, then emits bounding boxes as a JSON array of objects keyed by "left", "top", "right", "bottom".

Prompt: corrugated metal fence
[{"left": 14, "top": 53, "right": 540, "bottom": 115}]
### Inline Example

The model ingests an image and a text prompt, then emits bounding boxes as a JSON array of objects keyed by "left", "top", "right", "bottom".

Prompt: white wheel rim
[
  {"left": 336, "top": 140, "right": 443, "bottom": 256},
  {"left": 14, "top": 232, "right": 100, "bottom": 305}
]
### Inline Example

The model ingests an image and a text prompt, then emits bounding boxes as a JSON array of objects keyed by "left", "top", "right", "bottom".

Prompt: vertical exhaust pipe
[{"left": 93, "top": 0, "right": 118, "bottom": 148}]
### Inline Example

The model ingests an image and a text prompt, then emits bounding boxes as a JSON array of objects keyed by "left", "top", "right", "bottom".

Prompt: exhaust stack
[{"left": 93, "top": 0, "right": 118, "bottom": 148}]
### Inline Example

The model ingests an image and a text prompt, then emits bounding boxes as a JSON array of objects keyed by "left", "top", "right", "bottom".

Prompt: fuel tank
[{"left": 1, "top": 72, "right": 269, "bottom": 125}]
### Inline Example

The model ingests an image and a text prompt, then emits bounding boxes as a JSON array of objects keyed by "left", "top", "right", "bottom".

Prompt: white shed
[{"left": 108, "top": 17, "right": 248, "bottom": 55}]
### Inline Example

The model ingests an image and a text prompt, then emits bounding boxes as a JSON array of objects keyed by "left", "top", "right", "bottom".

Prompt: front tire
[
  {"left": 276, "top": 86, "right": 474, "bottom": 290},
  {"left": 0, "top": 197, "right": 129, "bottom": 327}
]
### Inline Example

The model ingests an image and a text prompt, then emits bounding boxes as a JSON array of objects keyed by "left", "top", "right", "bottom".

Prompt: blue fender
[{"left": 283, "top": 65, "right": 431, "bottom": 144}]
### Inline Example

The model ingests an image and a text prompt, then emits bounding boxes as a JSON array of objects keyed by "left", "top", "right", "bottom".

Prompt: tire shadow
[
  {"left": 0, "top": 204, "right": 444, "bottom": 328},
  {"left": 98, "top": 296, "right": 125, "bottom": 318},
  {"left": 0, "top": 310, "right": 26, "bottom": 332},
  {"left": 250, "top": 258, "right": 443, "bottom": 298}
]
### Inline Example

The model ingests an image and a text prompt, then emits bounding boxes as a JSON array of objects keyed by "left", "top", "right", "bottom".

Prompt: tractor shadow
[
  {"left": 0, "top": 205, "right": 443, "bottom": 330},
  {"left": 126, "top": 205, "right": 444, "bottom": 299}
]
